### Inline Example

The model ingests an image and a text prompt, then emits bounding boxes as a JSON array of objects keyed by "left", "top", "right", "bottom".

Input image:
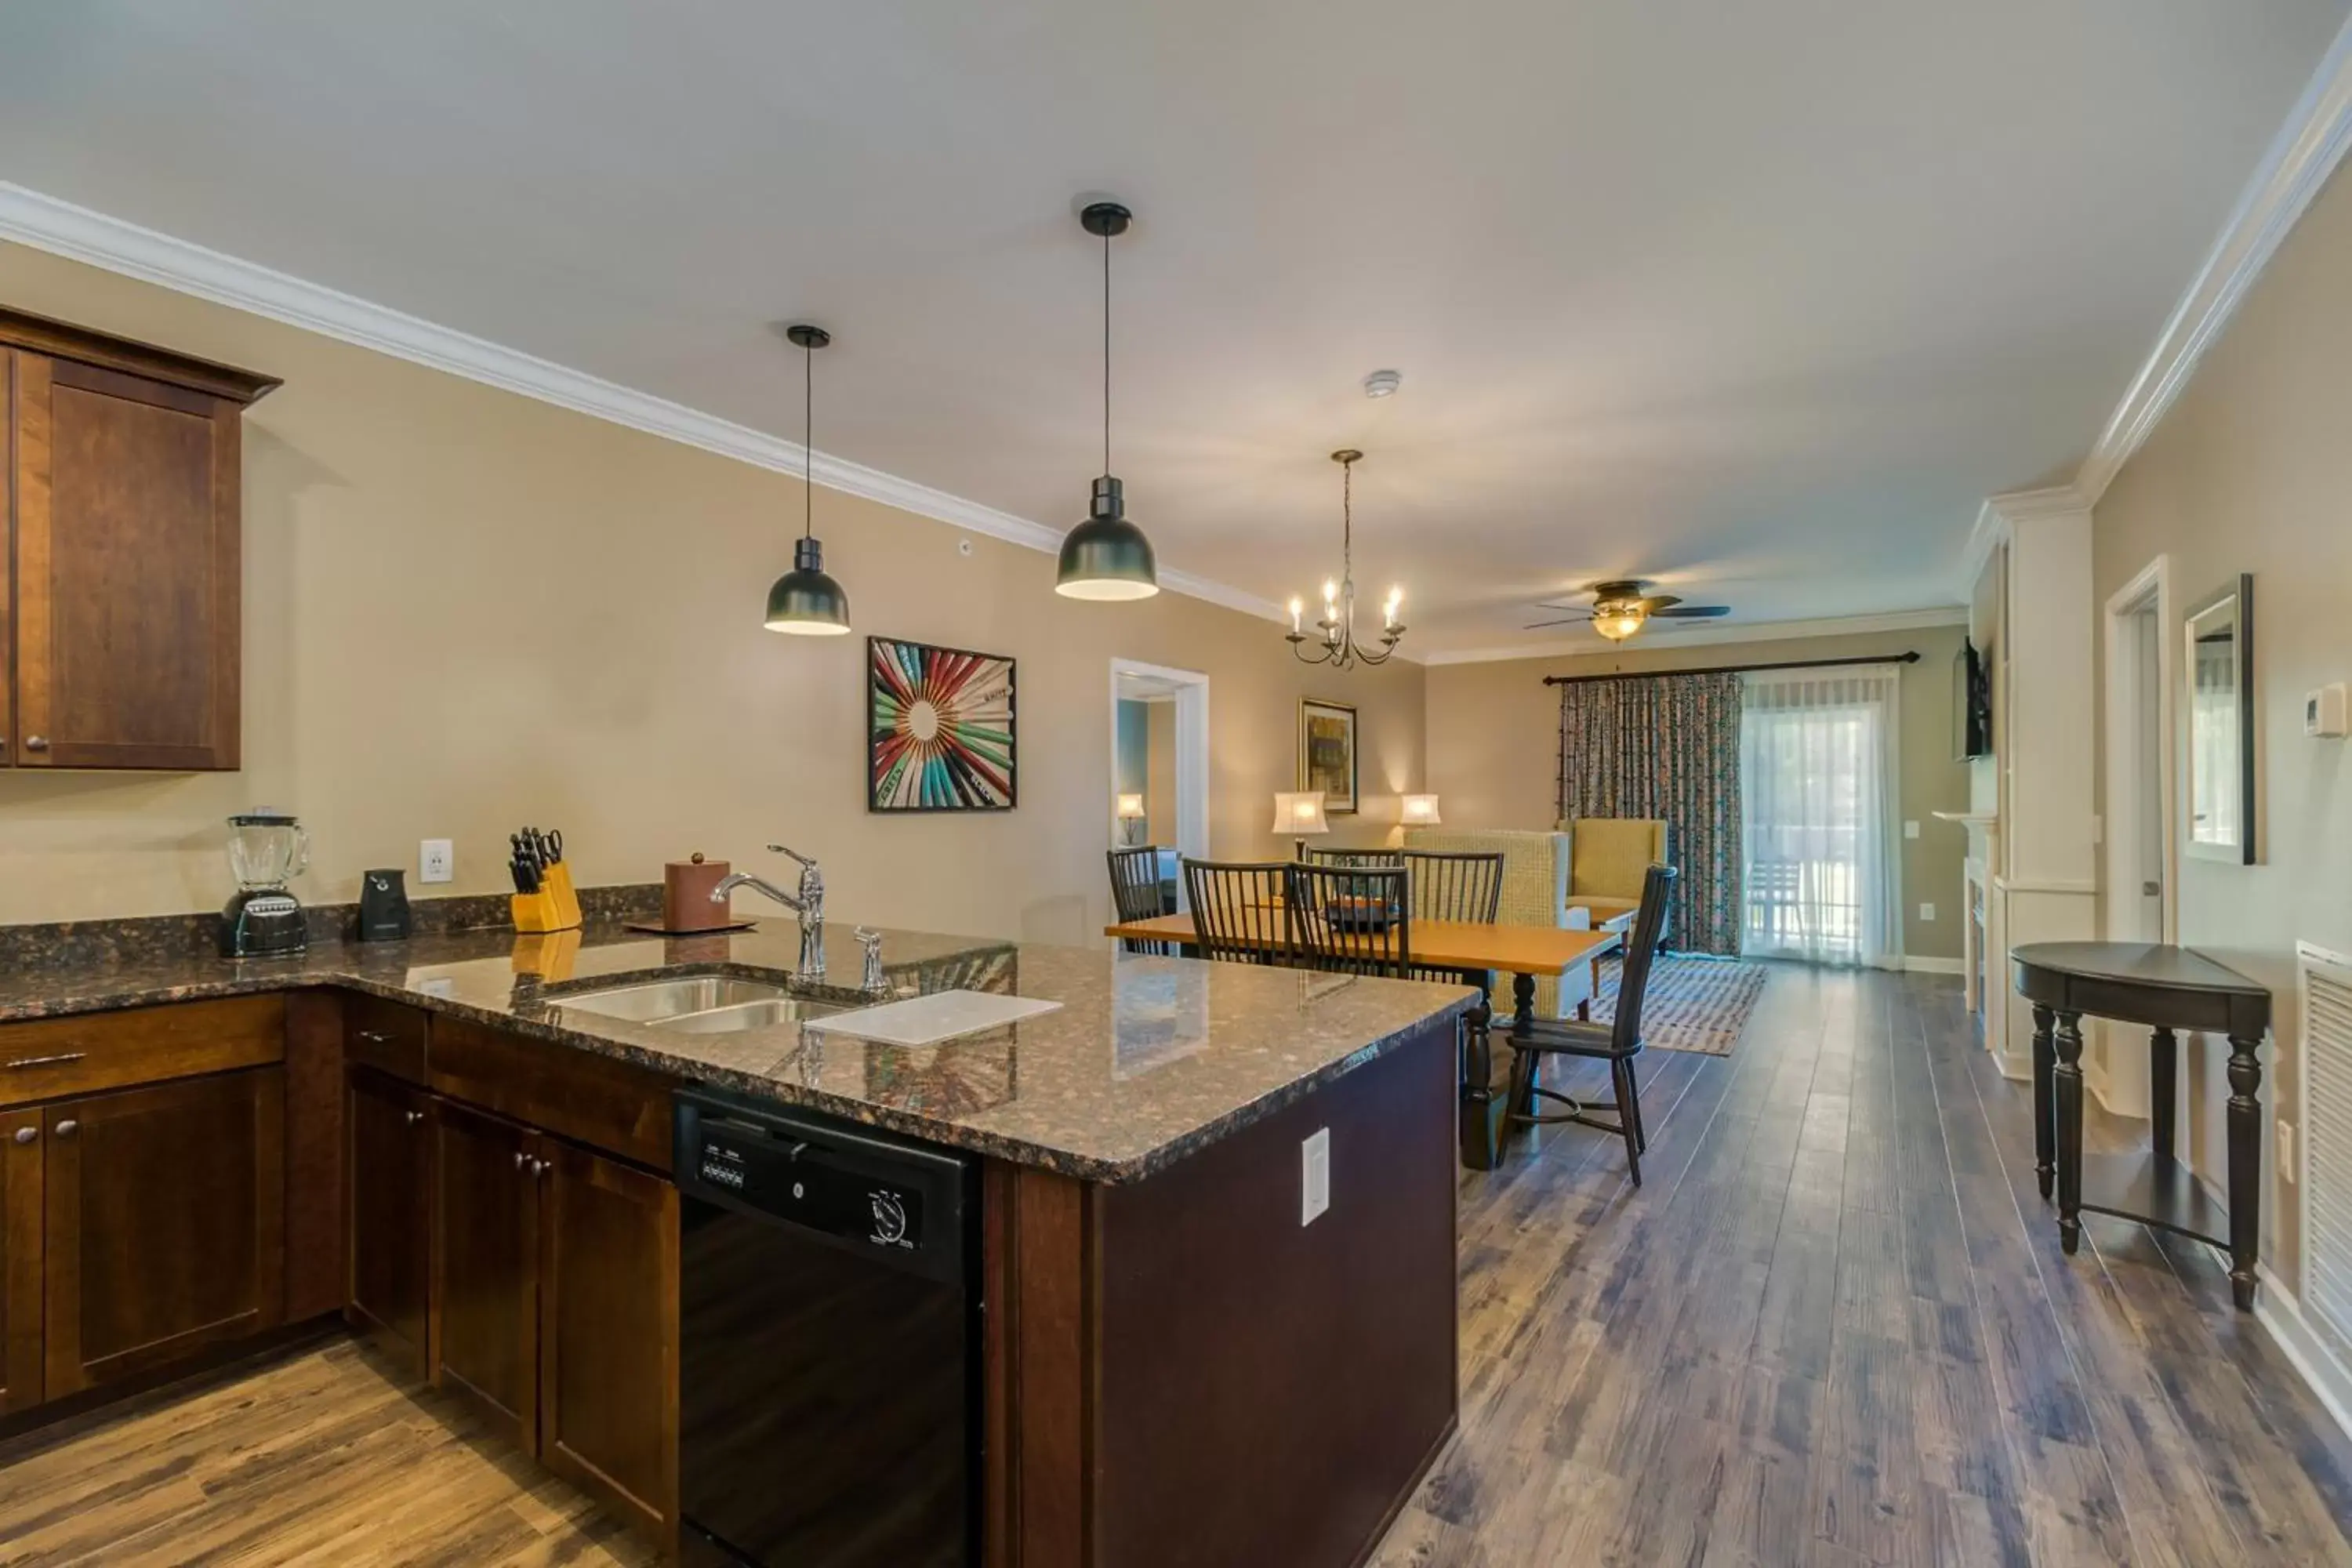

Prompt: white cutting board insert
[{"left": 805, "top": 989, "right": 1062, "bottom": 1047}]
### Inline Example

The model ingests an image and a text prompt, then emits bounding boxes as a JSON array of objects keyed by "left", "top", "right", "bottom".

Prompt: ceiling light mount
[
  {"left": 1287, "top": 448, "right": 1405, "bottom": 670},
  {"left": 1362, "top": 368, "right": 1403, "bottom": 399}
]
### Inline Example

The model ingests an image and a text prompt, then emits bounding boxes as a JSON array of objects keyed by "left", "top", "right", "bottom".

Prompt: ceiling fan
[{"left": 1525, "top": 579, "right": 1733, "bottom": 642}]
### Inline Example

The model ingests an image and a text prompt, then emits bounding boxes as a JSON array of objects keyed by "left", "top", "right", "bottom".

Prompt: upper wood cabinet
[{"left": 1, "top": 308, "right": 277, "bottom": 772}]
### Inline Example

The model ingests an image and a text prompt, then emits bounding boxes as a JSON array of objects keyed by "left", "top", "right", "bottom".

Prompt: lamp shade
[
  {"left": 1116, "top": 793, "right": 1146, "bottom": 820},
  {"left": 1400, "top": 793, "right": 1442, "bottom": 826},
  {"left": 764, "top": 536, "right": 852, "bottom": 635},
  {"left": 1271, "top": 792, "right": 1330, "bottom": 835},
  {"left": 1055, "top": 477, "right": 1159, "bottom": 601}
]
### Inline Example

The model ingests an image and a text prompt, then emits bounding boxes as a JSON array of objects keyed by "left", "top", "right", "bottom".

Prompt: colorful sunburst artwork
[{"left": 868, "top": 637, "right": 1017, "bottom": 811}]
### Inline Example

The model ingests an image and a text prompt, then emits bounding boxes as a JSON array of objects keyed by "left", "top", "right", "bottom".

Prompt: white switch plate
[
  {"left": 1904, "top": 819, "right": 1921, "bottom": 840},
  {"left": 1301, "top": 1127, "right": 1331, "bottom": 1226},
  {"left": 419, "top": 839, "right": 455, "bottom": 884},
  {"left": 2280, "top": 1120, "right": 2297, "bottom": 1181},
  {"left": 1918, "top": 902, "right": 1936, "bottom": 922}
]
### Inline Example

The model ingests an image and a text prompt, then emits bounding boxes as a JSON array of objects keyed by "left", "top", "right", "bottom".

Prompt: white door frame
[
  {"left": 2100, "top": 554, "right": 2177, "bottom": 1117},
  {"left": 1109, "top": 659, "right": 1210, "bottom": 906}
]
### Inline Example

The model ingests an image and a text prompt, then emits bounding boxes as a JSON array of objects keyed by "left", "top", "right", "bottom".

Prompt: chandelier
[{"left": 1287, "top": 449, "right": 1404, "bottom": 669}]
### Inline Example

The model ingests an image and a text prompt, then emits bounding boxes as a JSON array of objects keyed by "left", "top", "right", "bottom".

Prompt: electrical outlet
[
  {"left": 1904, "top": 819, "right": 1921, "bottom": 840},
  {"left": 419, "top": 838, "right": 455, "bottom": 884},
  {"left": 1301, "top": 1128, "right": 1331, "bottom": 1226},
  {"left": 1918, "top": 902, "right": 1936, "bottom": 922},
  {"left": 2280, "top": 1120, "right": 2297, "bottom": 1181}
]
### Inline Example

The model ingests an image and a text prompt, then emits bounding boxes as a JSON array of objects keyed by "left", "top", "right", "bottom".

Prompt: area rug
[{"left": 1588, "top": 953, "right": 1769, "bottom": 1057}]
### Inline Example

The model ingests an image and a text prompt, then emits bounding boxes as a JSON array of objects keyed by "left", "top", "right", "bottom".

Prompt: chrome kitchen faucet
[{"left": 711, "top": 845, "right": 826, "bottom": 981}]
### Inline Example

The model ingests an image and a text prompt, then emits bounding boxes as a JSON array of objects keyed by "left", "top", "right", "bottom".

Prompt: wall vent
[{"left": 2301, "top": 943, "right": 2352, "bottom": 1348}]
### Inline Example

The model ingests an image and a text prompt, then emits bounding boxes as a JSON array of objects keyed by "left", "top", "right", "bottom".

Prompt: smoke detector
[{"left": 1362, "top": 368, "right": 1403, "bottom": 399}]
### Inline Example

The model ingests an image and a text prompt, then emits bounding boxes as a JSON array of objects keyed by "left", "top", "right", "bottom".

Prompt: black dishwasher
[{"left": 674, "top": 1087, "right": 980, "bottom": 1567}]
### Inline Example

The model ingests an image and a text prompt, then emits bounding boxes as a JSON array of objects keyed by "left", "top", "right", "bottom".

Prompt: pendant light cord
[
  {"left": 802, "top": 338, "right": 815, "bottom": 543},
  {"left": 1102, "top": 227, "right": 1112, "bottom": 475},
  {"left": 1341, "top": 456, "right": 1353, "bottom": 580}
]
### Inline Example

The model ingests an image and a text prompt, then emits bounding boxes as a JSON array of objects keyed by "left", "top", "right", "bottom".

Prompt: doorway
[
  {"left": 1109, "top": 659, "right": 1209, "bottom": 910},
  {"left": 2101, "top": 556, "right": 2176, "bottom": 1116}
]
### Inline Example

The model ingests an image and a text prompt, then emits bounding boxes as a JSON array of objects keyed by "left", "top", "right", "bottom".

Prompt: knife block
[{"left": 511, "top": 861, "right": 582, "bottom": 933}]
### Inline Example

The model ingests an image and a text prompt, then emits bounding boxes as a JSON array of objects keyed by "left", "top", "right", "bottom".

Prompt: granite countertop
[{"left": 0, "top": 915, "right": 1475, "bottom": 1183}]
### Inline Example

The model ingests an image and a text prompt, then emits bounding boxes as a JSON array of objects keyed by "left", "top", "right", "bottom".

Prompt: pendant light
[
  {"left": 1055, "top": 201, "right": 1160, "bottom": 601},
  {"left": 764, "top": 324, "right": 851, "bottom": 635}
]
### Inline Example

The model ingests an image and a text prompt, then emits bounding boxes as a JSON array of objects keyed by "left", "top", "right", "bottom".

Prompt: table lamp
[
  {"left": 1400, "top": 793, "right": 1442, "bottom": 826},
  {"left": 1116, "top": 792, "right": 1147, "bottom": 846},
  {"left": 1272, "top": 791, "right": 1330, "bottom": 858}
]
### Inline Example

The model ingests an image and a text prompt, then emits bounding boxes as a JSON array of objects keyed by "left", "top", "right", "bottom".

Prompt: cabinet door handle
[
  {"left": 534, "top": 1156, "right": 550, "bottom": 1178},
  {"left": 10, "top": 1127, "right": 34, "bottom": 1145},
  {"left": 357, "top": 1029, "right": 390, "bottom": 1044},
  {"left": 5, "top": 1052, "right": 86, "bottom": 1070},
  {"left": 513, "top": 1150, "right": 528, "bottom": 1171},
  {"left": 54, "top": 1119, "right": 78, "bottom": 1139},
  {"left": 21, "top": 735, "right": 47, "bottom": 753},
  {"left": 404, "top": 1109, "right": 424, "bottom": 1126}
]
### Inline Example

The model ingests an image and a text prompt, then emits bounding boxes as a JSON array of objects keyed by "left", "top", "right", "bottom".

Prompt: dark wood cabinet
[
  {"left": 42, "top": 1069, "right": 285, "bottom": 1399},
  {"left": 430, "top": 1097, "right": 541, "bottom": 1449},
  {"left": 423, "top": 1091, "right": 678, "bottom": 1541},
  {"left": 0, "top": 310, "right": 275, "bottom": 772},
  {"left": 538, "top": 1138, "right": 678, "bottom": 1539},
  {"left": 347, "top": 1066, "right": 430, "bottom": 1375},
  {"left": 0, "top": 1106, "right": 41, "bottom": 1414}
]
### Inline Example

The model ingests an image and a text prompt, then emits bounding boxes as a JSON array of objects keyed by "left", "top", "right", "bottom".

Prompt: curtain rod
[{"left": 1542, "top": 650, "right": 1921, "bottom": 686}]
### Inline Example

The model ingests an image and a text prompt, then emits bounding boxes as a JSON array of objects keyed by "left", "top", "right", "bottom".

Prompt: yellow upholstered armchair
[
  {"left": 1557, "top": 817, "right": 1668, "bottom": 927},
  {"left": 1402, "top": 826, "right": 1575, "bottom": 1018}
]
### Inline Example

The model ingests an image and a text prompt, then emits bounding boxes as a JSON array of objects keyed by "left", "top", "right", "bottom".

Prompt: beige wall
[
  {"left": 2090, "top": 161, "right": 2352, "bottom": 1305},
  {"left": 1424, "top": 625, "right": 1974, "bottom": 960},
  {"left": 0, "top": 242, "right": 1423, "bottom": 942}
]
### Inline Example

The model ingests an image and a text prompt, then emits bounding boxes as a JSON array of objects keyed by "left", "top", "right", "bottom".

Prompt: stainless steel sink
[
  {"left": 654, "top": 996, "right": 841, "bottom": 1034},
  {"left": 554, "top": 977, "right": 797, "bottom": 1023}
]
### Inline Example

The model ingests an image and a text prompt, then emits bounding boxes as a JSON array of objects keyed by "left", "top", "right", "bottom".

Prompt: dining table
[{"left": 1102, "top": 912, "right": 1623, "bottom": 1171}]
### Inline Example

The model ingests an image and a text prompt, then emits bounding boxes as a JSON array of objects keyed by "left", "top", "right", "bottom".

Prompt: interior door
[
  {"left": 42, "top": 1069, "right": 285, "bottom": 1398},
  {"left": 348, "top": 1066, "right": 431, "bottom": 1375},
  {"left": 10, "top": 352, "right": 241, "bottom": 770},
  {"left": 1, "top": 350, "right": 14, "bottom": 770},
  {"left": 539, "top": 1138, "right": 679, "bottom": 1538},
  {"left": 432, "top": 1097, "right": 540, "bottom": 1449},
  {"left": 0, "top": 1107, "right": 42, "bottom": 1412}
]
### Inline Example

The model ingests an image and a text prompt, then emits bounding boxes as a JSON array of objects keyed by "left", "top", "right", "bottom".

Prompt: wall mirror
[{"left": 2184, "top": 573, "right": 2256, "bottom": 864}]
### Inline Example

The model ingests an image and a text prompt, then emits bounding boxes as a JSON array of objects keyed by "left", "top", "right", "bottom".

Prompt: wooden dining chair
[
  {"left": 1181, "top": 859, "right": 1301, "bottom": 966},
  {"left": 1299, "top": 845, "right": 1404, "bottom": 868},
  {"left": 1287, "top": 862, "right": 1413, "bottom": 979},
  {"left": 1107, "top": 845, "right": 1175, "bottom": 955},
  {"left": 1500, "top": 862, "right": 1675, "bottom": 1184},
  {"left": 1401, "top": 849, "right": 1504, "bottom": 924}
]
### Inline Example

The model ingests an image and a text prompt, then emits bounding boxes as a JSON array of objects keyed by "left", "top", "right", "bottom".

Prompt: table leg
[
  {"left": 2227, "top": 1034, "right": 2263, "bottom": 1311},
  {"left": 1458, "top": 984, "right": 1498, "bottom": 1172},
  {"left": 2031, "top": 1004, "right": 2056, "bottom": 1200},
  {"left": 2151, "top": 1026, "right": 2177, "bottom": 1161},
  {"left": 2054, "top": 1011, "right": 2085, "bottom": 1254},
  {"left": 1581, "top": 957, "right": 1598, "bottom": 1022},
  {"left": 1510, "top": 971, "right": 1540, "bottom": 1120}
]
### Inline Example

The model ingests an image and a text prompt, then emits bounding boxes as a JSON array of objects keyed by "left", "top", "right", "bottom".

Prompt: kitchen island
[{"left": 0, "top": 909, "right": 1473, "bottom": 1567}]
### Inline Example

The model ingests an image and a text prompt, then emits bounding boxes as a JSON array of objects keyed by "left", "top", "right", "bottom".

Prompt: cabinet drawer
[
  {"left": 0, "top": 996, "right": 284, "bottom": 1109},
  {"left": 428, "top": 1018, "right": 676, "bottom": 1171},
  {"left": 346, "top": 995, "right": 427, "bottom": 1083}
]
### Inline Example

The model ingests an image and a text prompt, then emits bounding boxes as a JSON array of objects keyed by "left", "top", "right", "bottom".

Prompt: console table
[{"left": 2012, "top": 942, "right": 2271, "bottom": 1308}]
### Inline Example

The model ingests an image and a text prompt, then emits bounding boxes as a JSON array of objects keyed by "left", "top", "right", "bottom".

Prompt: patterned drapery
[{"left": 1557, "top": 672, "right": 1744, "bottom": 954}]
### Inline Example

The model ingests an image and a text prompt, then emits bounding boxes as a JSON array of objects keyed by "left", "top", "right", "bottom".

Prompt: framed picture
[
  {"left": 869, "top": 637, "right": 1016, "bottom": 812},
  {"left": 1298, "top": 698, "right": 1358, "bottom": 815},
  {"left": 2184, "top": 574, "right": 2256, "bottom": 864}
]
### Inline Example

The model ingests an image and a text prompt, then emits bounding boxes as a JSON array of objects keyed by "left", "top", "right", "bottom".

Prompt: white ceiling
[{"left": 2, "top": 0, "right": 2343, "bottom": 654}]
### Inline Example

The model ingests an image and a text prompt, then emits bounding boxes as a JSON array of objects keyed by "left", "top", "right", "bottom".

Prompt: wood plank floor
[{"left": 0, "top": 968, "right": 2346, "bottom": 1566}]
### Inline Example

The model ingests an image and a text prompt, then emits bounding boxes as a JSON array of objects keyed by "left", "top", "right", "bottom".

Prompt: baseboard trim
[
  {"left": 2254, "top": 1264, "right": 2352, "bottom": 1444},
  {"left": 1900, "top": 955, "right": 1965, "bottom": 976}
]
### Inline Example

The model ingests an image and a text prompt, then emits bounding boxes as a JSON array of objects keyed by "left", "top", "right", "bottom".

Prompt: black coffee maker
[{"left": 220, "top": 810, "right": 310, "bottom": 958}]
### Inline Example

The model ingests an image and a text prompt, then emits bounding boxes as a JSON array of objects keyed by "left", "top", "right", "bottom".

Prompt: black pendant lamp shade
[
  {"left": 765, "top": 323, "right": 851, "bottom": 636},
  {"left": 1055, "top": 201, "right": 1160, "bottom": 601}
]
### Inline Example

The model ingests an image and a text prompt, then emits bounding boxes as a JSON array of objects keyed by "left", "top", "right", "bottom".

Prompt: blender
[{"left": 220, "top": 809, "right": 311, "bottom": 958}]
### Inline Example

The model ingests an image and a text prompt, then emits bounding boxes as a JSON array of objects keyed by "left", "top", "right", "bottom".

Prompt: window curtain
[
  {"left": 1556, "top": 671, "right": 1744, "bottom": 955},
  {"left": 1739, "top": 666, "right": 1903, "bottom": 967}
]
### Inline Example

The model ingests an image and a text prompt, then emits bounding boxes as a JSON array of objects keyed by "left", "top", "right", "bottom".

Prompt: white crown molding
[
  {"left": 2073, "top": 13, "right": 2352, "bottom": 506},
  {"left": 1419, "top": 605, "right": 1969, "bottom": 668},
  {"left": 0, "top": 180, "right": 1288, "bottom": 626},
  {"left": 1958, "top": 484, "right": 2092, "bottom": 594}
]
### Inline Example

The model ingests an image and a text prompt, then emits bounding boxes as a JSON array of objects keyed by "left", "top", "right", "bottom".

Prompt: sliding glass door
[{"left": 1740, "top": 667, "right": 1902, "bottom": 967}]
